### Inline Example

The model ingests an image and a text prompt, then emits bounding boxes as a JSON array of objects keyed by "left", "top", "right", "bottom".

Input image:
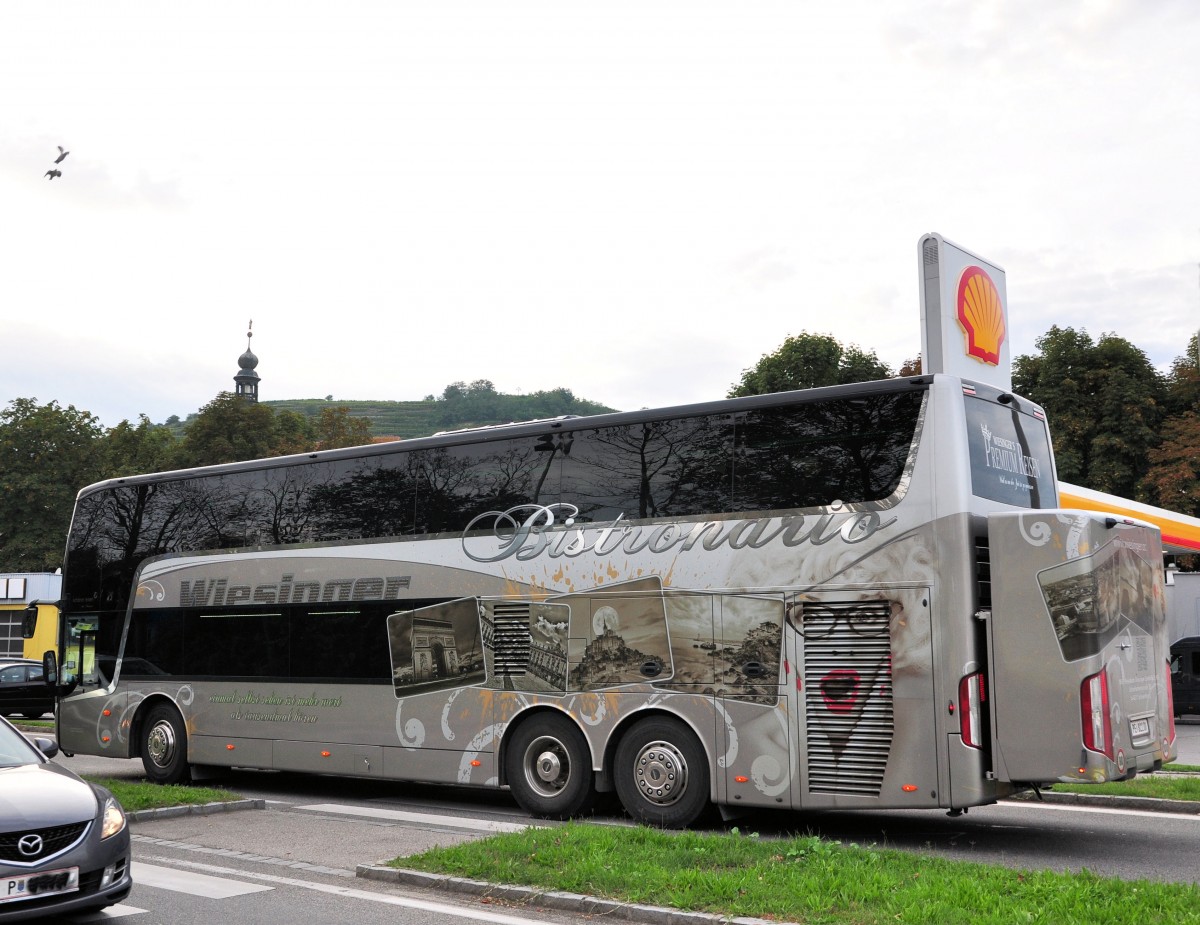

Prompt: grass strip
[
  {"left": 392, "top": 822, "right": 1200, "bottom": 925},
  {"left": 17, "top": 718, "right": 55, "bottom": 729},
  {"left": 1051, "top": 774, "right": 1200, "bottom": 800},
  {"left": 84, "top": 776, "right": 243, "bottom": 812}
]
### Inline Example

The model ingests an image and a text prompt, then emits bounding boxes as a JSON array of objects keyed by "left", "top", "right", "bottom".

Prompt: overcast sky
[{"left": 3, "top": 1, "right": 1198, "bottom": 428}]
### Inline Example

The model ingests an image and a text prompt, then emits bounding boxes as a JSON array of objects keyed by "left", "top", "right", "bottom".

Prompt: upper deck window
[{"left": 63, "top": 383, "right": 928, "bottom": 612}]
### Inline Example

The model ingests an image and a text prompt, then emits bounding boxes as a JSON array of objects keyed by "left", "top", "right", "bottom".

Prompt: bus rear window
[{"left": 964, "top": 396, "right": 1055, "bottom": 509}]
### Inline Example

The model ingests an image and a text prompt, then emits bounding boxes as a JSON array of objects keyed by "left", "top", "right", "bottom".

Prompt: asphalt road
[
  {"left": 57, "top": 721, "right": 1200, "bottom": 868},
  {"left": 20, "top": 717, "right": 1200, "bottom": 923},
  {"left": 50, "top": 753, "right": 607, "bottom": 925}
]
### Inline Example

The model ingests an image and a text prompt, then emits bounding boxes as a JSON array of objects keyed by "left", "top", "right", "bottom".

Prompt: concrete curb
[
  {"left": 1005, "top": 791, "right": 1200, "bottom": 814},
  {"left": 127, "top": 799, "right": 266, "bottom": 822},
  {"left": 356, "top": 866, "right": 781, "bottom": 925}
]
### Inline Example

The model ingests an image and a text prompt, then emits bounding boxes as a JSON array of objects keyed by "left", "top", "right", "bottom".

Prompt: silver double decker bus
[{"left": 49, "top": 373, "right": 1177, "bottom": 826}]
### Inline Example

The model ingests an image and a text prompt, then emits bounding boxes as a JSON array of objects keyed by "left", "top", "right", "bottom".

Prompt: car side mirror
[
  {"left": 31, "top": 736, "right": 59, "bottom": 760},
  {"left": 42, "top": 651, "right": 58, "bottom": 687}
]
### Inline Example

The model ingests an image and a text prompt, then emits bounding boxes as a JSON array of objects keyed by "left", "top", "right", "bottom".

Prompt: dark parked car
[
  {"left": 1170, "top": 637, "right": 1200, "bottom": 718},
  {"left": 0, "top": 663, "right": 55, "bottom": 720},
  {"left": 0, "top": 659, "right": 41, "bottom": 671},
  {"left": 0, "top": 715, "right": 132, "bottom": 920}
]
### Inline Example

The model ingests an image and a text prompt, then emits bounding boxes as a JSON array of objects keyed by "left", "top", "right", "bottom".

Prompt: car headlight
[{"left": 100, "top": 796, "right": 127, "bottom": 839}]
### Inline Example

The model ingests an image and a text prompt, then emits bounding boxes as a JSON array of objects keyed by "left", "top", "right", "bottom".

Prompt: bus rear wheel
[
  {"left": 505, "top": 714, "right": 596, "bottom": 819},
  {"left": 614, "top": 716, "right": 709, "bottom": 828},
  {"left": 140, "top": 704, "right": 191, "bottom": 785}
]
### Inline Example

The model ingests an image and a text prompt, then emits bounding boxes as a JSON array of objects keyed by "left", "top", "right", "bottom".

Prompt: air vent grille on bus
[
  {"left": 491, "top": 602, "right": 532, "bottom": 676},
  {"left": 802, "top": 601, "right": 894, "bottom": 797},
  {"left": 975, "top": 539, "right": 992, "bottom": 608}
]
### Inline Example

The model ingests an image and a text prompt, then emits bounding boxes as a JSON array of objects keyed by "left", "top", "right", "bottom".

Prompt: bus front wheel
[
  {"left": 140, "top": 704, "right": 190, "bottom": 785},
  {"left": 504, "top": 714, "right": 596, "bottom": 819},
  {"left": 614, "top": 717, "right": 709, "bottom": 828}
]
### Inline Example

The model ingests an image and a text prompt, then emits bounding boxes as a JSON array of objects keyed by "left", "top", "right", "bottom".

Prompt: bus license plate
[
  {"left": 1129, "top": 718, "right": 1151, "bottom": 739},
  {"left": 2, "top": 867, "right": 80, "bottom": 903}
]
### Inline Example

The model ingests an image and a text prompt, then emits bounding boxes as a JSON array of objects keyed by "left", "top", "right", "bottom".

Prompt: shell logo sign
[
  {"left": 919, "top": 233, "right": 1010, "bottom": 391},
  {"left": 956, "top": 265, "right": 1006, "bottom": 366}
]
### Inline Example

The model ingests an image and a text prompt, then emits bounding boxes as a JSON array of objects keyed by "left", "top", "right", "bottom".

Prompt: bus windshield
[{"left": 964, "top": 393, "right": 1055, "bottom": 509}]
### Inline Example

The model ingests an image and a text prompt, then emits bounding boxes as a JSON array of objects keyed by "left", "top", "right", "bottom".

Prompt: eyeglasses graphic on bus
[{"left": 786, "top": 598, "right": 892, "bottom": 639}]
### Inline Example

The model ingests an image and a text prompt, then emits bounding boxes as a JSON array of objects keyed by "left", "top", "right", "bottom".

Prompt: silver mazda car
[{"left": 0, "top": 716, "right": 132, "bottom": 920}]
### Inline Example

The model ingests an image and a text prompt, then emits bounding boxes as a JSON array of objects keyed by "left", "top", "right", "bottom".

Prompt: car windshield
[{"left": 0, "top": 718, "right": 43, "bottom": 768}]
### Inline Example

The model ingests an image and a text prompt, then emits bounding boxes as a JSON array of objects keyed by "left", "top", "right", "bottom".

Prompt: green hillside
[
  {"left": 263, "top": 398, "right": 442, "bottom": 439},
  {"left": 263, "top": 385, "right": 618, "bottom": 440}
]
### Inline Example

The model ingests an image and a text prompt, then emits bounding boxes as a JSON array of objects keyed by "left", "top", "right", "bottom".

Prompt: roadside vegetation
[
  {"left": 392, "top": 822, "right": 1199, "bottom": 925},
  {"left": 84, "top": 776, "right": 242, "bottom": 813},
  {"left": 1049, "top": 772, "right": 1200, "bottom": 801}
]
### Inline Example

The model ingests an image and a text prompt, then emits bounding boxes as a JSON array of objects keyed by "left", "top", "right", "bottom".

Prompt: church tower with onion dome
[{"left": 233, "top": 320, "right": 260, "bottom": 402}]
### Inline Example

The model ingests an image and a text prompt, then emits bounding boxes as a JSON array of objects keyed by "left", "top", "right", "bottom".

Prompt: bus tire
[
  {"left": 614, "top": 716, "right": 709, "bottom": 828},
  {"left": 140, "top": 703, "right": 190, "bottom": 785},
  {"left": 504, "top": 714, "right": 596, "bottom": 819}
]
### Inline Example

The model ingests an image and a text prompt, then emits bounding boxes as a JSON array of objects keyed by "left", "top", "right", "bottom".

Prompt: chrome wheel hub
[
  {"left": 523, "top": 735, "right": 570, "bottom": 796},
  {"left": 632, "top": 740, "right": 687, "bottom": 806},
  {"left": 146, "top": 721, "right": 178, "bottom": 768}
]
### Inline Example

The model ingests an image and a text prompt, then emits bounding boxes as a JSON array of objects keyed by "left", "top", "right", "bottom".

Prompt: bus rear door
[{"left": 987, "top": 512, "right": 1175, "bottom": 785}]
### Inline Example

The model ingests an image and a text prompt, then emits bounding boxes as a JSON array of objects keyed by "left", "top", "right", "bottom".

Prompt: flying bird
[
  {"left": 45, "top": 169, "right": 61, "bottom": 180},
  {"left": 55, "top": 146, "right": 69, "bottom": 164}
]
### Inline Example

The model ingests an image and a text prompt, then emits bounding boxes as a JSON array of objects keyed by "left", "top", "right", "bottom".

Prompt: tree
[
  {"left": 1141, "top": 332, "right": 1200, "bottom": 519},
  {"left": 173, "top": 393, "right": 313, "bottom": 468},
  {"left": 313, "top": 406, "right": 374, "bottom": 450},
  {"left": 436, "top": 379, "right": 501, "bottom": 428},
  {"left": 1012, "top": 327, "right": 1165, "bottom": 499},
  {"left": 728, "top": 333, "right": 893, "bottom": 398},
  {"left": 271, "top": 409, "right": 314, "bottom": 457},
  {"left": 1164, "top": 332, "right": 1200, "bottom": 417},
  {"left": 0, "top": 398, "right": 104, "bottom": 570},
  {"left": 1141, "top": 412, "right": 1200, "bottom": 518},
  {"left": 97, "top": 415, "right": 178, "bottom": 478}
]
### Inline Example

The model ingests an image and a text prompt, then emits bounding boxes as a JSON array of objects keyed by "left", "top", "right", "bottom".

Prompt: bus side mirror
[
  {"left": 42, "top": 651, "right": 58, "bottom": 687},
  {"left": 22, "top": 603, "right": 39, "bottom": 639}
]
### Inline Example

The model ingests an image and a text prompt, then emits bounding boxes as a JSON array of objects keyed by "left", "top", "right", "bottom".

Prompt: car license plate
[
  {"left": 1130, "top": 717, "right": 1151, "bottom": 739},
  {"left": 1, "top": 867, "right": 80, "bottom": 903}
]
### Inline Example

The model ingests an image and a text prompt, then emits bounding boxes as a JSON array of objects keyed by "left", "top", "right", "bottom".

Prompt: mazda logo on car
[{"left": 18, "top": 834, "right": 44, "bottom": 857}]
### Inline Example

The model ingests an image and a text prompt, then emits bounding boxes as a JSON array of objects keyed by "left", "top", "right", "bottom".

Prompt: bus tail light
[
  {"left": 958, "top": 672, "right": 985, "bottom": 749},
  {"left": 1081, "top": 669, "right": 1114, "bottom": 759}
]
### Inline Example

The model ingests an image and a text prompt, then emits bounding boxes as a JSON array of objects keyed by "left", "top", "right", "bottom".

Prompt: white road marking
[
  {"left": 75, "top": 904, "right": 147, "bottom": 919},
  {"left": 998, "top": 800, "right": 1200, "bottom": 820},
  {"left": 293, "top": 803, "right": 535, "bottom": 833},
  {"left": 137, "top": 855, "right": 574, "bottom": 925},
  {"left": 131, "top": 862, "right": 274, "bottom": 898}
]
